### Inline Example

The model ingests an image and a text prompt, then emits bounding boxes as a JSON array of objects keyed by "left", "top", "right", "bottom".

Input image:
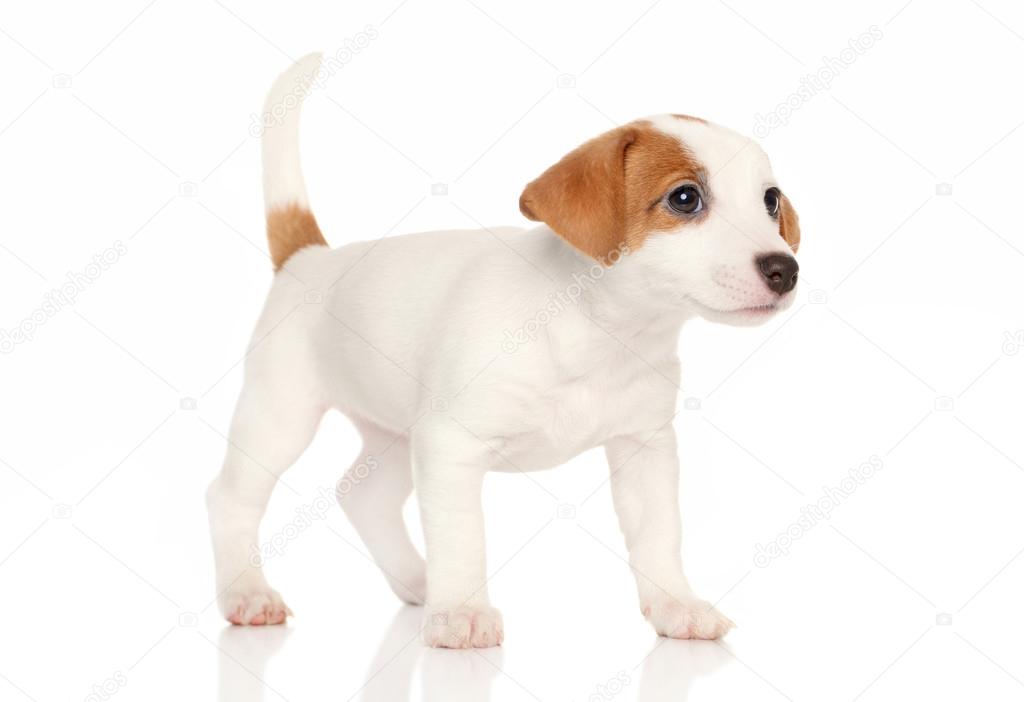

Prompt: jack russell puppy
[{"left": 207, "top": 54, "right": 801, "bottom": 648}]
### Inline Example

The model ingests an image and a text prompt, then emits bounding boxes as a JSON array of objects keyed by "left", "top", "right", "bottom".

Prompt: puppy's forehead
[{"left": 646, "top": 114, "right": 774, "bottom": 188}]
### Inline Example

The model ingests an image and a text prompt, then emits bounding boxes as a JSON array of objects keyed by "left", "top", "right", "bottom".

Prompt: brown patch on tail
[{"left": 266, "top": 205, "right": 327, "bottom": 270}]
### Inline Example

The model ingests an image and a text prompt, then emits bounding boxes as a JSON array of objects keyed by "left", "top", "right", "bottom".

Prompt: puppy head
[{"left": 520, "top": 115, "right": 800, "bottom": 326}]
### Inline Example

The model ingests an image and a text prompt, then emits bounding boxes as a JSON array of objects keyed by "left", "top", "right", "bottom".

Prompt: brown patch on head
[
  {"left": 519, "top": 121, "right": 704, "bottom": 262},
  {"left": 778, "top": 193, "right": 800, "bottom": 253},
  {"left": 266, "top": 204, "right": 327, "bottom": 270}
]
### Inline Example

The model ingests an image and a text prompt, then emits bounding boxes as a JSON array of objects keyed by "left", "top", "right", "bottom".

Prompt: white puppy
[{"left": 207, "top": 54, "right": 801, "bottom": 648}]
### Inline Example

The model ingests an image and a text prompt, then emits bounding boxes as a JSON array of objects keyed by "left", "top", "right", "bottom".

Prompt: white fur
[
  {"left": 260, "top": 52, "right": 320, "bottom": 211},
  {"left": 207, "top": 57, "right": 798, "bottom": 646}
]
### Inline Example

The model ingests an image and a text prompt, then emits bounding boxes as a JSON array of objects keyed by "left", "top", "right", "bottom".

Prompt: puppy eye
[
  {"left": 666, "top": 185, "right": 703, "bottom": 215},
  {"left": 764, "top": 187, "right": 781, "bottom": 218}
]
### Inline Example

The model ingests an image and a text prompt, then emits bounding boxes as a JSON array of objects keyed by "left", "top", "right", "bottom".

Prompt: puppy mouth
[
  {"left": 734, "top": 302, "right": 779, "bottom": 314},
  {"left": 687, "top": 298, "right": 781, "bottom": 316}
]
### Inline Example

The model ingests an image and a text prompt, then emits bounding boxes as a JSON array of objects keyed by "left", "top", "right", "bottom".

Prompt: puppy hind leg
[
  {"left": 338, "top": 422, "right": 427, "bottom": 605},
  {"left": 206, "top": 378, "right": 324, "bottom": 625}
]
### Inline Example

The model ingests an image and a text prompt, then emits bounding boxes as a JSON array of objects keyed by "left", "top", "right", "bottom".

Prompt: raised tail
[{"left": 261, "top": 53, "right": 328, "bottom": 270}]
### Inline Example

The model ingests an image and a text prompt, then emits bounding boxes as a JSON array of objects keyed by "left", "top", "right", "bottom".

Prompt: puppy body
[{"left": 207, "top": 55, "right": 801, "bottom": 646}]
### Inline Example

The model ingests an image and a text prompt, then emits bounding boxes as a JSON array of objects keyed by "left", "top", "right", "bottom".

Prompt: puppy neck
[{"left": 541, "top": 228, "right": 694, "bottom": 334}]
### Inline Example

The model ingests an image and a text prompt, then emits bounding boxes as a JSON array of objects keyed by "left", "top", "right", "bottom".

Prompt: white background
[{"left": 2, "top": 0, "right": 1024, "bottom": 700}]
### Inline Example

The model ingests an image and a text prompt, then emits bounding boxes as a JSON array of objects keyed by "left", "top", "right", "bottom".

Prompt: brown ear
[
  {"left": 779, "top": 193, "right": 800, "bottom": 253},
  {"left": 519, "top": 126, "right": 638, "bottom": 261}
]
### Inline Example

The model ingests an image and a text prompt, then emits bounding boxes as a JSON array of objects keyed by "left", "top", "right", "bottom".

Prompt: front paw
[
  {"left": 221, "top": 585, "right": 292, "bottom": 626},
  {"left": 423, "top": 604, "right": 504, "bottom": 648},
  {"left": 642, "top": 595, "right": 734, "bottom": 640}
]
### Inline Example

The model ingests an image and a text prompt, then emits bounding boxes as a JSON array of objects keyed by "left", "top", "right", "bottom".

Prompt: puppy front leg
[
  {"left": 413, "top": 431, "right": 502, "bottom": 648},
  {"left": 605, "top": 428, "right": 734, "bottom": 639}
]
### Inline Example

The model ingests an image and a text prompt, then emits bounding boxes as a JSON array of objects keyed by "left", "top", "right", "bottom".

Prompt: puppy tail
[{"left": 261, "top": 52, "right": 328, "bottom": 271}]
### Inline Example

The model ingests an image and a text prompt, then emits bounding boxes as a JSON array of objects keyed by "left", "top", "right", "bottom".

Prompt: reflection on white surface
[
  {"left": 216, "top": 625, "right": 291, "bottom": 702},
  {"left": 635, "top": 638, "right": 730, "bottom": 701},
  {"left": 212, "top": 605, "right": 730, "bottom": 701},
  {"left": 420, "top": 646, "right": 504, "bottom": 702},
  {"left": 360, "top": 606, "right": 425, "bottom": 702},
  {"left": 359, "top": 607, "right": 503, "bottom": 702}
]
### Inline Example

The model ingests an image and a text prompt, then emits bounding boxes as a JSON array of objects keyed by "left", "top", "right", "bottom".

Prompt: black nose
[{"left": 757, "top": 254, "right": 799, "bottom": 295}]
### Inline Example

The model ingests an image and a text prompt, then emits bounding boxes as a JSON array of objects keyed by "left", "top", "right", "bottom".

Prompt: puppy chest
[{"left": 516, "top": 374, "right": 674, "bottom": 459}]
